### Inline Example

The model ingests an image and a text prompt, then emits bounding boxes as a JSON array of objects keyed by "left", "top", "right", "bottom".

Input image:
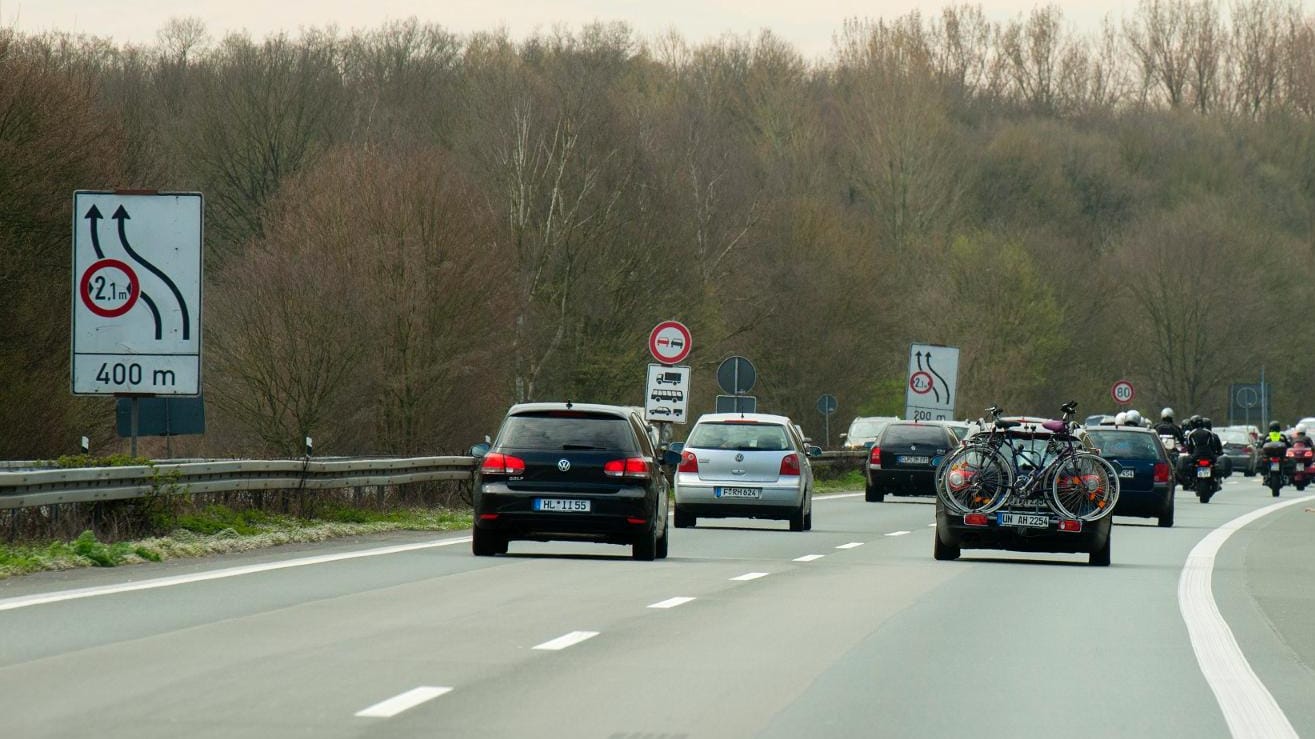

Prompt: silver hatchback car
[{"left": 671, "top": 413, "right": 821, "bottom": 531}]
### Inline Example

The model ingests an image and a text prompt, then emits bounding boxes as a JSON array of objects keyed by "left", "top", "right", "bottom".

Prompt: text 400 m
[{"left": 95, "top": 363, "right": 176, "bottom": 387}]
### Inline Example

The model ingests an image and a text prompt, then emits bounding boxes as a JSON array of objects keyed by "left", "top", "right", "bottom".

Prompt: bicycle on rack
[{"left": 937, "top": 402, "right": 1119, "bottom": 521}]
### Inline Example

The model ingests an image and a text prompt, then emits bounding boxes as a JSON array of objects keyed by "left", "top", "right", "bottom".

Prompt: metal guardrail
[{"left": 0, "top": 451, "right": 864, "bottom": 511}]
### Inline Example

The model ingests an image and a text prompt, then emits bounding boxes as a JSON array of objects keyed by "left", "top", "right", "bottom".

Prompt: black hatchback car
[
  {"left": 865, "top": 422, "right": 958, "bottom": 502},
  {"left": 1085, "top": 426, "right": 1175, "bottom": 528},
  {"left": 471, "top": 402, "right": 670, "bottom": 560}
]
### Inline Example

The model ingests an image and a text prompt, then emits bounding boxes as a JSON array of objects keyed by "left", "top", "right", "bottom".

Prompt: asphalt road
[{"left": 0, "top": 476, "right": 1311, "bottom": 738}]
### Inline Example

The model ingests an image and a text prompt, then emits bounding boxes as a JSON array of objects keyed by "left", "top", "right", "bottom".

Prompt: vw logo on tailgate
[{"left": 557, "top": 459, "right": 571, "bottom": 472}]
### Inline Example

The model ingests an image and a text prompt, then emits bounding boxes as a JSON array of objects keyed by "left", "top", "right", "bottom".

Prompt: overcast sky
[{"left": 3, "top": 1, "right": 1153, "bottom": 59}]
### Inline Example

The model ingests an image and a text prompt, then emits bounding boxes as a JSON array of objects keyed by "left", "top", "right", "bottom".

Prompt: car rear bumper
[
  {"left": 674, "top": 478, "right": 805, "bottom": 519},
  {"left": 867, "top": 466, "right": 937, "bottom": 494},
  {"left": 474, "top": 486, "right": 657, "bottom": 543},
  {"left": 1112, "top": 483, "right": 1173, "bottom": 517},
  {"left": 935, "top": 504, "right": 1111, "bottom": 554}
]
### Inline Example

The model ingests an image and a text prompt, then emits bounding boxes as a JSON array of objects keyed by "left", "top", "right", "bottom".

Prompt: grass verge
[
  {"left": 815, "top": 469, "right": 864, "bottom": 494},
  {"left": 0, "top": 505, "right": 473, "bottom": 581}
]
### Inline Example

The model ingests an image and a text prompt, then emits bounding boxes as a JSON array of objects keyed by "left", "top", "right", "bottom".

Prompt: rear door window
[{"left": 497, "top": 412, "right": 637, "bottom": 452}]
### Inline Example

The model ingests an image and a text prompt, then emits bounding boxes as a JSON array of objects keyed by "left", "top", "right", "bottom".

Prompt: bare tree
[{"left": 1125, "top": 0, "right": 1194, "bottom": 107}]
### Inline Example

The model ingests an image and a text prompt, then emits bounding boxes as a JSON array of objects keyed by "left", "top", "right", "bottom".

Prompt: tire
[
  {"left": 673, "top": 507, "right": 696, "bottom": 528},
  {"left": 1298, "top": 482, "right": 1308, "bottom": 492},
  {"left": 655, "top": 518, "right": 669, "bottom": 559},
  {"left": 865, "top": 482, "right": 884, "bottom": 503},
  {"left": 933, "top": 527, "right": 960, "bottom": 561},
  {"left": 803, "top": 507, "right": 813, "bottom": 531},
  {"left": 472, "top": 526, "right": 503, "bottom": 557},
  {"left": 1050, "top": 453, "right": 1120, "bottom": 521},
  {"left": 1089, "top": 535, "right": 1111, "bottom": 567},
  {"left": 1268, "top": 473, "right": 1282, "bottom": 497},
  {"left": 1157, "top": 497, "right": 1174, "bottom": 528},
  {"left": 937, "top": 445, "right": 1013, "bottom": 514},
  {"left": 789, "top": 504, "right": 806, "bottom": 532},
  {"left": 633, "top": 522, "right": 658, "bottom": 561}
]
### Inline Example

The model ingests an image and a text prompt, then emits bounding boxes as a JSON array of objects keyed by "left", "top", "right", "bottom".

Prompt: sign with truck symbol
[{"left": 645, "top": 364, "right": 690, "bottom": 424}]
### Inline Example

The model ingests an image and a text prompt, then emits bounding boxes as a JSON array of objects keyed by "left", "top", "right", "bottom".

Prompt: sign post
[
  {"left": 904, "top": 344, "right": 959, "bottom": 422},
  {"left": 816, "top": 393, "right": 838, "bottom": 447}
]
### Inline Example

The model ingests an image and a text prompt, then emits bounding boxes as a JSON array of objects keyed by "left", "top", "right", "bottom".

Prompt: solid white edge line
[
  {"left": 730, "top": 572, "right": 769, "bottom": 581},
  {"left": 0, "top": 535, "right": 474, "bottom": 612},
  {"left": 793, "top": 554, "right": 825, "bottom": 562},
  {"left": 355, "top": 686, "right": 452, "bottom": 718},
  {"left": 648, "top": 596, "right": 696, "bottom": 609},
  {"left": 1178, "top": 494, "right": 1313, "bottom": 739},
  {"left": 814, "top": 492, "right": 863, "bottom": 500},
  {"left": 835, "top": 542, "right": 864, "bottom": 549},
  {"left": 533, "top": 630, "right": 600, "bottom": 650},
  {"left": 885, "top": 531, "right": 911, "bottom": 537}
]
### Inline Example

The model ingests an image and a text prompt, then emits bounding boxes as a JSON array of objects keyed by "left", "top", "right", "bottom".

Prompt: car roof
[
  {"left": 695, "top": 412, "right": 795, "bottom": 426},
  {"left": 507, "top": 402, "right": 636, "bottom": 419}
]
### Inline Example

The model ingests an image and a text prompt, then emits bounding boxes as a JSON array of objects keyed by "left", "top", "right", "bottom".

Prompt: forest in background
[{"left": 3, "top": 0, "right": 1314, "bottom": 459}]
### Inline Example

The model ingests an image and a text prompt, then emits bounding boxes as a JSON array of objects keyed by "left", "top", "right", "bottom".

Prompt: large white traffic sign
[
  {"left": 71, "top": 191, "right": 203, "bottom": 396},
  {"left": 648, "top": 320, "right": 692, "bottom": 365},
  {"left": 904, "top": 343, "right": 959, "bottom": 421},
  {"left": 645, "top": 364, "right": 690, "bottom": 424}
]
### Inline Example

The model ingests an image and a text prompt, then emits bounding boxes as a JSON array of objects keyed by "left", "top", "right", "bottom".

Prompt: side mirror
[
  {"left": 807, "top": 445, "right": 823, "bottom": 458},
  {"left": 662, "top": 441, "right": 685, "bottom": 467},
  {"left": 469, "top": 442, "right": 491, "bottom": 458}
]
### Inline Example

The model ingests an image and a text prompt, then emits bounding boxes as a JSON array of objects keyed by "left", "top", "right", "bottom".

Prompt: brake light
[
  {"left": 604, "top": 457, "right": 650, "bottom": 478},
  {"left": 963, "top": 513, "right": 989, "bottom": 526},
  {"left": 479, "top": 453, "right": 526, "bottom": 475},
  {"left": 678, "top": 450, "right": 699, "bottom": 473},
  {"left": 1153, "top": 462, "right": 1170, "bottom": 483},
  {"left": 1058, "top": 519, "right": 1083, "bottom": 533},
  {"left": 779, "top": 453, "right": 800, "bottom": 476},
  {"left": 1270, "top": 456, "right": 1283, "bottom": 463},
  {"left": 869, "top": 446, "right": 882, "bottom": 468},
  {"left": 1196, "top": 458, "right": 1211, "bottom": 467}
]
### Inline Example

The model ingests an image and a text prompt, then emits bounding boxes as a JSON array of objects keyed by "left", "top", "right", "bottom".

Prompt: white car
[{"left": 671, "top": 413, "right": 821, "bottom": 531}]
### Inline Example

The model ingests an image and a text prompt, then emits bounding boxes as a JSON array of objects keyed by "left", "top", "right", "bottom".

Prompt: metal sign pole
[
  {"left": 824, "top": 412, "right": 830, "bottom": 448},
  {"left": 130, "top": 396, "right": 139, "bottom": 457}
]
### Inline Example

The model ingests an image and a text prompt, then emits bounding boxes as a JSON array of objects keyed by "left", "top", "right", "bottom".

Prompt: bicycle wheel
[
  {"left": 1048, "top": 453, "right": 1120, "bottom": 521},
  {"left": 938, "top": 445, "right": 1013, "bottom": 514}
]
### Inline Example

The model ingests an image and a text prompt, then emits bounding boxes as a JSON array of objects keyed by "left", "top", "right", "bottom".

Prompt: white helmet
[
  {"left": 1115, "top": 411, "right": 1128, "bottom": 425},
  {"left": 1297, "top": 424, "right": 1308, "bottom": 435},
  {"left": 1161, "top": 407, "right": 1174, "bottom": 420},
  {"left": 1126, "top": 410, "right": 1142, "bottom": 426}
]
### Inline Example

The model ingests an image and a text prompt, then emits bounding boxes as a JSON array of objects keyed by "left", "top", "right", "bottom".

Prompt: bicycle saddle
[{"left": 1042, "top": 419, "right": 1068, "bottom": 433}]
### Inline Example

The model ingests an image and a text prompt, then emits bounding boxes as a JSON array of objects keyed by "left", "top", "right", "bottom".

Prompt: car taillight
[
  {"left": 604, "top": 457, "right": 650, "bottom": 478},
  {"left": 963, "top": 513, "right": 989, "bottom": 526},
  {"left": 479, "top": 452, "right": 526, "bottom": 475},
  {"left": 1153, "top": 462, "right": 1170, "bottom": 483},
  {"left": 868, "top": 446, "right": 881, "bottom": 468},
  {"left": 678, "top": 450, "right": 699, "bottom": 473},
  {"left": 779, "top": 453, "right": 800, "bottom": 476},
  {"left": 1058, "top": 519, "right": 1083, "bottom": 533}
]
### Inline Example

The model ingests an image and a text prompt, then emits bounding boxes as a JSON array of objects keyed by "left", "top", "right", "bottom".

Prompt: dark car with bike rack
[{"left": 933, "top": 403, "right": 1120, "bottom": 567}]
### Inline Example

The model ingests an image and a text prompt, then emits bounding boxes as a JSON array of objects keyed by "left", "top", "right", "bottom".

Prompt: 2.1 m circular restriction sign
[
  {"left": 1111, "top": 379, "right": 1135, "bottom": 405},
  {"left": 79, "top": 259, "right": 140, "bottom": 318},
  {"left": 649, "top": 320, "right": 692, "bottom": 365},
  {"left": 910, "top": 371, "right": 934, "bottom": 395}
]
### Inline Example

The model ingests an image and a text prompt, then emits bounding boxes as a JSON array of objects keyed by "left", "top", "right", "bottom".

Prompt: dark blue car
[{"left": 1086, "top": 427, "right": 1175, "bottom": 528}]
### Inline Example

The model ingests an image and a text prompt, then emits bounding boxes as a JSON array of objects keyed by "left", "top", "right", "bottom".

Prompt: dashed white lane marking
[
  {"left": 356, "top": 687, "right": 452, "bottom": 718},
  {"left": 835, "top": 542, "right": 864, "bottom": 549},
  {"left": 533, "top": 631, "right": 599, "bottom": 651},
  {"left": 730, "top": 572, "right": 770, "bottom": 581},
  {"left": 0, "top": 536, "right": 474, "bottom": 612},
  {"left": 793, "top": 554, "right": 825, "bottom": 562},
  {"left": 648, "top": 597, "right": 695, "bottom": 609},
  {"left": 1178, "top": 494, "right": 1314, "bottom": 739},
  {"left": 885, "top": 530, "right": 911, "bottom": 537}
]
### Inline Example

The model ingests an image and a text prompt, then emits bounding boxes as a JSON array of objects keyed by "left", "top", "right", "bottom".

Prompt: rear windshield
[
  {"left": 1086, "top": 431, "right": 1162, "bottom": 460},
  {"left": 497, "top": 412, "right": 636, "bottom": 452},
  {"left": 1217, "top": 430, "right": 1249, "bottom": 444},
  {"left": 881, "top": 425, "right": 949, "bottom": 445},
  {"left": 847, "top": 418, "right": 892, "bottom": 440},
  {"left": 687, "top": 422, "right": 790, "bottom": 451}
]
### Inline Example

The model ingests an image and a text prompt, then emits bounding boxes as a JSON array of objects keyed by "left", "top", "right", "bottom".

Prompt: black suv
[{"left": 471, "top": 402, "right": 670, "bottom": 560}]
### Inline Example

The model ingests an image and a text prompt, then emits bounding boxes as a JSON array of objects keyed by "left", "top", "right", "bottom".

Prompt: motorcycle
[
  {"left": 1261, "top": 440, "right": 1289, "bottom": 497},
  {"left": 1287, "top": 444, "right": 1314, "bottom": 491},
  {"left": 1189, "top": 455, "right": 1220, "bottom": 503}
]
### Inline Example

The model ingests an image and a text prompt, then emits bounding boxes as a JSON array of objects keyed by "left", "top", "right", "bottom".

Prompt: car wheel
[
  {"left": 633, "top": 522, "right": 658, "bottom": 561},
  {"left": 1089, "top": 536, "right": 1111, "bottom": 567},
  {"left": 673, "top": 507, "right": 696, "bottom": 528},
  {"left": 788, "top": 504, "right": 806, "bottom": 532},
  {"left": 803, "top": 508, "right": 813, "bottom": 531},
  {"left": 1157, "top": 498, "right": 1174, "bottom": 528},
  {"left": 933, "top": 527, "right": 959, "bottom": 561},
  {"left": 655, "top": 517, "right": 670, "bottom": 559},
  {"left": 865, "top": 482, "right": 885, "bottom": 503},
  {"left": 472, "top": 526, "right": 503, "bottom": 557}
]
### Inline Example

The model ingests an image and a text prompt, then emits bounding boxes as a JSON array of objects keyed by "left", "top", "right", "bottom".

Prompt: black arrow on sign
[
  {"left": 915, "top": 351, "right": 925, "bottom": 372},
  {"left": 114, "top": 206, "right": 189, "bottom": 340},
  {"left": 84, "top": 206, "right": 106, "bottom": 259},
  {"left": 928, "top": 354, "right": 949, "bottom": 407}
]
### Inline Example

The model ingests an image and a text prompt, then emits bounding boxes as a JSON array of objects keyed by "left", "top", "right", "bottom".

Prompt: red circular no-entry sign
[
  {"left": 79, "top": 258, "right": 140, "bottom": 318},
  {"left": 649, "top": 320, "right": 692, "bottom": 365},
  {"left": 910, "top": 371, "right": 934, "bottom": 395}
]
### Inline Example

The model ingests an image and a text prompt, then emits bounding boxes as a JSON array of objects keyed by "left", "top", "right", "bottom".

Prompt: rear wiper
[{"left": 560, "top": 444, "right": 605, "bottom": 450}]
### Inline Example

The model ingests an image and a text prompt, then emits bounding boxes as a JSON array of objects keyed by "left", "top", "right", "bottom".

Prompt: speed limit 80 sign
[{"left": 1110, "top": 380, "right": 1135, "bottom": 404}]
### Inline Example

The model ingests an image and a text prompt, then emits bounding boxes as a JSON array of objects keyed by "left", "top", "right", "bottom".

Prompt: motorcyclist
[
  {"left": 1126, "top": 409, "right": 1144, "bottom": 427},
  {"left": 1154, "top": 408, "right": 1184, "bottom": 445},
  {"left": 1185, "top": 417, "right": 1218, "bottom": 460},
  {"left": 1265, "top": 420, "right": 1290, "bottom": 446},
  {"left": 1114, "top": 411, "right": 1128, "bottom": 426},
  {"left": 1293, "top": 424, "right": 1312, "bottom": 448}
]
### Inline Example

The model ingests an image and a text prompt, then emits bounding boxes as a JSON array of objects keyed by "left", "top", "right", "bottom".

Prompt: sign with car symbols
[
  {"left": 645, "top": 364, "right": 690, "bottom": 424},
  {"left": 904, "top": 344, "right": 959, "bottom": 422}
]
